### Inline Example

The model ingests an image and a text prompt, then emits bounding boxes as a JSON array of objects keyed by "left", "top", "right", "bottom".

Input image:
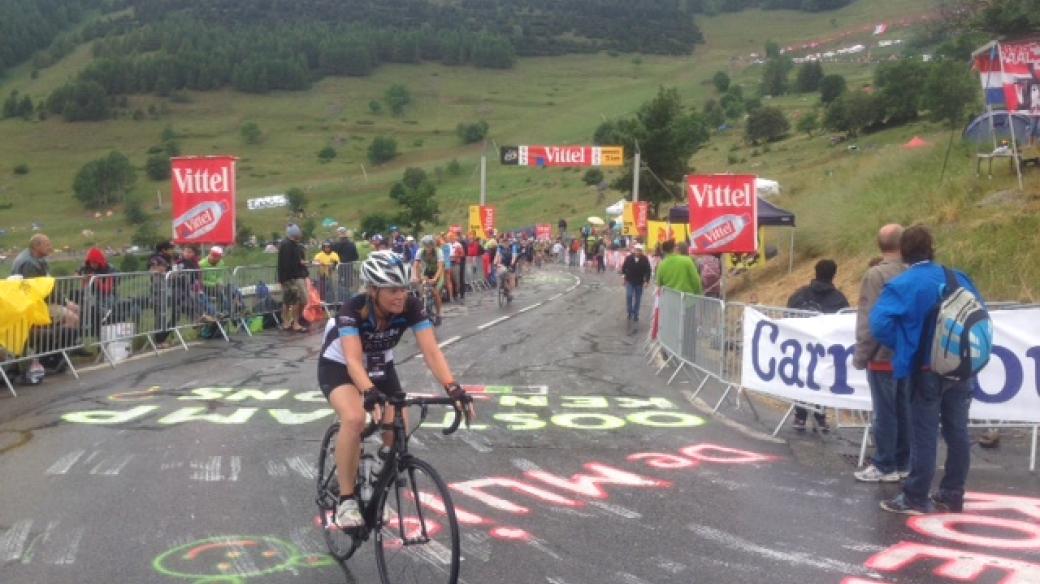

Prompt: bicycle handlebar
[{"left": 361, "top": 394, "right": 473, "bottom": 438}]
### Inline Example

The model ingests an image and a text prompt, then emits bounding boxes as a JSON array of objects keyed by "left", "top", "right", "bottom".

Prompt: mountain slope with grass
[{"left": 0, "top": 0, "right": 1036, "bottom": 301}]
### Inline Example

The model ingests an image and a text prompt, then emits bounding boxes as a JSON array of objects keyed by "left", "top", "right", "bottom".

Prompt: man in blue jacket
[{"left": 870, "top": 225, "right": 983, "bottom": 515}]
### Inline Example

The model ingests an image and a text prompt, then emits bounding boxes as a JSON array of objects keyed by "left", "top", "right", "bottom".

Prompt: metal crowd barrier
[
  {"left": 164, "top": 268, "right": 231, "bottom": 347},
  {"left": 0, "top": 275, "right": 86, "bottom": 396},
  {"left": 231, "top": 265, "right": 283, "bottom": 335}
]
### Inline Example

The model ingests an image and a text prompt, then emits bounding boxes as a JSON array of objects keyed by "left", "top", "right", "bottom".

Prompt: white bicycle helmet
[{"left": 361, "top": 250, "right": 411, "bottom": 287}]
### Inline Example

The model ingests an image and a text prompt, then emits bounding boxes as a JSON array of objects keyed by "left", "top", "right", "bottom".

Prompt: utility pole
[
  {"left": 480, "top": 155, "right": 487, "bottom": 205},
  {"left": 628, "top": 149, "right": 636, "bottom": 202}
]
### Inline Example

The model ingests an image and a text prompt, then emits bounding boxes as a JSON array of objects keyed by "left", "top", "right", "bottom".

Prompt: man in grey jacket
[{"left": 853, "top": 224, "right": 909, "bottom": 482}]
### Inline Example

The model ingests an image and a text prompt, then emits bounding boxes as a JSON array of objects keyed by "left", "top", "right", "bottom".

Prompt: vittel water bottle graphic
[
  {"left": 691, "top": 214, "right": 751, "bottom": 250},
  {"left": 173, "top": 201, "right": 228, "bottom": 240}
]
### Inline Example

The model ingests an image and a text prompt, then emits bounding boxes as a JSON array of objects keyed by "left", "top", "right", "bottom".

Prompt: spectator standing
[
  {"left": 439, "top": 235, "right": 455, "bottom": 302},
  {"left": 149, "top": 241, "right": 177, "bottom": 348},
  {"left": 872, "top": 225, "right": 985, "bottom": 515},
  {"left": 278, "top": 224, "right": 309, "bottom": 332},
  {"left": 450, "top": 233, "right": 465, "bottom": 301},
  {"left": 655, "top": 240, "right": 702, "bottom": 294},
  {"left": 621, "top": 244, "right": 652, "bottom": 322},
  {"left": 787, "top": 259, "right": 850, "bottom": 431},
  {"left": 853, "top": 225, "right": 910, "bottom": 483},
  {"left": 466, "top": 236, "right": 483, "bottom": 287},
  {"left": 313, "top": 241, "right": 340, "bottom": 301},
  {"left": 696, "top": 254, "right": 722, "bottom": 298},
  {"left": 331, "top": 227, "right": 359, "bottom": 263}
]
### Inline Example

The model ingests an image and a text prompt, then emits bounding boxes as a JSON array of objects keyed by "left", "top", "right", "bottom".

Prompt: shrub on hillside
[
  {"left": 73, "top": 151, "right": 136, "bottom": 209},
  {"left": 819, "top": 74, "right": 846, "bottom": 104},
  {"left": 384, "top": 84, "right": 411, "bottom": 116},
  {"left": 745, "top": 106, "right": 790, "bottom": 144},
  {"left": 287, "top": 188, "right": 307, "bottom": 214},
  {"left": 13, "top": 163, "right": 29, "bottom": 175},
  {"left": 318, "top": 146, "right": 337, "bottom": 162},
  {"left": 145, "top": 154, "right": 170, "bottom": 181},
  {"left": 124, "top": 197, "right": 149, "bottom": 225},
  {"left": 583, "top": 168, "right": 604, "bottom": 185},
  {"left": 368, "top": 135, "right": 398, "bottom": 164},
  {"left": 240, "top": 121, "right": 262, "bottom": 144},
  {"left": 795, "top": 61, "right": 825, "bottom": 93},
  {"left": 456, "top": 120, "right": 489, "bottom": 144},
  {"left": 712, "top": 71, "right": 731, "bottom": 92}
]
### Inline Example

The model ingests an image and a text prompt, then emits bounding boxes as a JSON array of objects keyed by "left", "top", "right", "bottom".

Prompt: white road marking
[
  {"left": 511, "top": 458, "right": 542, "bottom": 472},
  {"left": 687, "top": 523, "right": 878, "bottom": 576},
  {"left": 47, "top": 527, "right": 84, "bottom": 565},
  {"left": 190, "top": 456, "right": 223, "bottom": 481},
  {"left": 477, "top": 315, "right": 511, "bottom": 330},
  {"left": 266, "top": 460, "right": 289, "bottom": 477},
  {"left": 589, "top": 500, "right": 642, "bottom": 519},
  {"left": 459, "top": 433, "right": 492, "bottom": 453},
  {"left": 286, "top": 455, "right": 317, "bottom": 480},
  {"left": 46, "top": 450, "right": 85, "bottom": 475},
  {"left": 0, "top": 519, "right": 32, "bottom": 562},
  {"left": 228, "top": 456, "right": 242, "bottom": 482},
  {"left": 518, "top": 302, "right": 542, "bottom": 313},
  {"left": 438, "top": 335, "right": 461, "bottom": 348},
  {"left": 90, "top": 454, "right": 134, "bottom": 476}
]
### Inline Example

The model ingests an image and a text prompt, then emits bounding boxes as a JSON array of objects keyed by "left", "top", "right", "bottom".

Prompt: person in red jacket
[{"left": 77, "top": 247, "right": 117, "bottom": 338}]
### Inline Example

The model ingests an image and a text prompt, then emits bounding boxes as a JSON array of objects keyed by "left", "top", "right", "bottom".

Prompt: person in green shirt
[
  {"left": 655, "top": 240, "right": 702, "bottom": 294},
  {"left": 199, "top": 246, "right": 238, "bottom": 316}
]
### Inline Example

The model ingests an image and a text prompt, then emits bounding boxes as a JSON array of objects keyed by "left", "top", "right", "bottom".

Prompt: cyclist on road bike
[
  {"left": 413, "top": 235, "right": 445, "bottom": 323},
  {"left": 496, "top": 238, "right": 518, "bottom": 300},
  {"left": 318, "top": 250, "right": 473, "bottom": 528}
]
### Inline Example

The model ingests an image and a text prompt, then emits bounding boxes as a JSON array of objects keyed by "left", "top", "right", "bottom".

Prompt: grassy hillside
[{"left": 1, "top": 0, "right": 1036, "bottom": 301}]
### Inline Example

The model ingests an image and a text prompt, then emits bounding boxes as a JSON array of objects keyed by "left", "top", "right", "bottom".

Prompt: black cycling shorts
[{"left": 317, "top": 358, "right": 404, "bottom": 399}]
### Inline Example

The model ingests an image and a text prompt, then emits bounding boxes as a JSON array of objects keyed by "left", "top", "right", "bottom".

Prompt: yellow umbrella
[{"left": 587, "top": 216, "right": 605, "bottom": 225}]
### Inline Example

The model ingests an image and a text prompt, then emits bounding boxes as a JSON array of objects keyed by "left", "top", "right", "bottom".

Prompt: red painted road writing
[
  {"left": 424, "top": 443, "right": 778, "bottom": 542},
  {"left": 842, "top": 492, "right": 1040, "bottom": 584}
]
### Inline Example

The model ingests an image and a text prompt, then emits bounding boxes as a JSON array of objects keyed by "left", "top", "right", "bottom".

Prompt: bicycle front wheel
[
  {"left": 316, "top": 423, "right": 363, "bottom": 562},
  {"left": 374, "top": 457, "right": 460, "bottom": 584}
]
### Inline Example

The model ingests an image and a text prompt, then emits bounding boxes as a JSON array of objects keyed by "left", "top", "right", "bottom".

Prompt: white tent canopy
[
  {"left": 755, "top": 178, "right": 781, "bottom": 198},
  {"left": 605, "top": 199, "right": 626, "bottom": 216}
]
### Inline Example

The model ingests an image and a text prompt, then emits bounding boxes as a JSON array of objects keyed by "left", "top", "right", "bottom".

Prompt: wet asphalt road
[{"left": 1, "top": 266, "right": 1038, "bottom": 584}]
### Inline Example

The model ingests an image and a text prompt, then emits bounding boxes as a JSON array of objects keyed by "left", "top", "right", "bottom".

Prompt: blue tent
[{"left": 962, "top": 111, "right": 1038, "bottom": 145}]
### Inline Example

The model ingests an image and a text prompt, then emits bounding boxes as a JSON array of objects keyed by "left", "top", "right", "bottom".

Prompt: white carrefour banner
[{"left": 740, "top": 307, "right": 1040, "bottom": 423}]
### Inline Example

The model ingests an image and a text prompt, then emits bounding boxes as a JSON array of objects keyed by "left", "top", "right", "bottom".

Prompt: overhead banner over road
[
  {"left": 171, "top": 156, "right": 237, "bottom": 245},
  {"left": 500, "top": 145, "right": 624, "bottom": 168},
  {"left": 687, "top": 174, "right": 757, "bottom": 254},
  {"left": 741, "top": 307, "right": 1040, "bottom": 423}
]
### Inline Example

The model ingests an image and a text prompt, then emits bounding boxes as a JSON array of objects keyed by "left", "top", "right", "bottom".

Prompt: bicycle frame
[{"left": 326, "top": 394, "right": 468, "bottom": 540}]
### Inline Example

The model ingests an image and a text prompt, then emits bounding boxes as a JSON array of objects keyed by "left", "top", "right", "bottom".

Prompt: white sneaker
[
  {"left": 854, "top": 465, "right": 901, "bottom": 483},
  {"left": 335, "top": 498, "right": 363, "bottom": 528}
]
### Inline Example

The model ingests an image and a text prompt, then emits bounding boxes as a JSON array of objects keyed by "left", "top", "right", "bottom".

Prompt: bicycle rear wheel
[
  {"left": 374, "top": 457, "right": 460, "bottom": 584},
  {"left": 316, "top": 423, "right": 363, "bottom": 561}
]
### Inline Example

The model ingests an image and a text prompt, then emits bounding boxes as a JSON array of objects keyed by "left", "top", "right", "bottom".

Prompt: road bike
[
  {"left": 316, "top": 393, "right": 473, "bottom": 583},
  {"left": 497, "top": 268, "right": 513, "bottom": 307},
  {"left": 416, "top": 281, "right": 441, "bottom": 326}
]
